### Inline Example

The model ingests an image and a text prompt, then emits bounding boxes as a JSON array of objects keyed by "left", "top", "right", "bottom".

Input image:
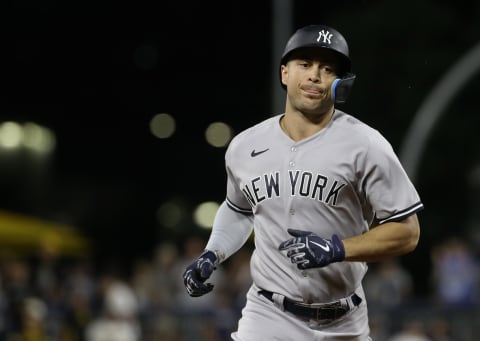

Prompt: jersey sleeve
[
  {"left": 205, "top": 201, "right": 254, "bottom": 263},
  {"left": 361, "top": 132, "right": 423, "bottom": 224},
  {"left": 224, "top": 138, "right": 253, "bottom": 215}
]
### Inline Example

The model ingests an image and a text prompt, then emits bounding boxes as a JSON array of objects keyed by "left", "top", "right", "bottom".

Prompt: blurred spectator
[
  {"left": 30, "top": 239, "right": 61, "bottom": 300},
  {"left": 388, "top": 320, "right": 431, "bottom": 341},
  {"left": 143, "top": 313, "right": 183, "bottom": 341},
  {"left": 84, "top": 278, "right": 141, "bottom": 341},
  {"left": 129, "top": 255, "right": 183, "bottom": 341},
  {"left": 363, "top": 258, "right": 414, "bottom": 309},
  {"left": 428, "top": 317, "right": 456, "bottom": 341},
  {"left": 7, "top": 296, "right": 49, "bottom": 341},
  {"left": 0, "top": 257, "right": 34, "bottom": 338},
  {"left": 7, "top": 297, "right": 50, "bottom": 341},
  {"left": 430, "top": 237, "right": 480, "bottom": 307},
  {"left": 151, "top": 241, "right": 183, "bottom": 311},
  {"left": 223, "top": 246, "right": 252, "bottom": 313},
  {"left": 130, "top": 258, "right": 155, "bottom": 317},
  {"left": 367, "top": 313, "right": 393, "bottom": 341},
  {"left": 61, "top": 259, "right": 97, "bottom": 340}
]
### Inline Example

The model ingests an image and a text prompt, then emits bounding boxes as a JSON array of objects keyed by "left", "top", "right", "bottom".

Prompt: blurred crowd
[
  {"left": 0, "top": 235, "right": 252, "bottom": 341},
  {"left": 366, "top": 237, "right": 480, "bottom": 341},
  {"left": 0, "top": 234, "right": 479, "bottom": 341}
]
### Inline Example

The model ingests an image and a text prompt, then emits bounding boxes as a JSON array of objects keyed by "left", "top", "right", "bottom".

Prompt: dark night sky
[
  {"left": 2, "top": 1, "right": 275, "bottom": 259},
  {"left": 2, "top": 1, "right": 480, "bottom": 291}
]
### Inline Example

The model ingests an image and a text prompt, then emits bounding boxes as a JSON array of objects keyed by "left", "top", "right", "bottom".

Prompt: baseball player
[{"left": 183, "top": 24, "right": 423, "bottom": 340}]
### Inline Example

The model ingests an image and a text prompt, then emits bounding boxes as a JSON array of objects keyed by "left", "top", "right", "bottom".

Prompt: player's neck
[{"left": 281, "top": 109, "right": 334, "bottom": 141}]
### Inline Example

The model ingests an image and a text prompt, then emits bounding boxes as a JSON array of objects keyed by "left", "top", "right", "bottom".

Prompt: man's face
[{"left": 281, "top": 48, "right": 341, "bottom": 114}]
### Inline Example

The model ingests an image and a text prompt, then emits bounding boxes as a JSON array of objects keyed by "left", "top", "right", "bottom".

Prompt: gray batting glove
[
  {"left": 278, "top": 228, "right": 345, "bottom": 269},
  {"left": 183, "top": 250, "right": 218, "bottom": 297}
]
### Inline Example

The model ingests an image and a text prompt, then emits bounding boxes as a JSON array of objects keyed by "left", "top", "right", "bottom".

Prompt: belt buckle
[{"left": 314, "top": 302, "right": 346, "bottom": 321}]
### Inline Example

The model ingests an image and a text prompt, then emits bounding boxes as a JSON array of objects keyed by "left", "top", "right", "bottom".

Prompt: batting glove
[
  {"left": 183, "top": 250, "right": 218, "bottom": 297},
  {"left": 278, "top": 228, "right": 345, "bottom": 269}
]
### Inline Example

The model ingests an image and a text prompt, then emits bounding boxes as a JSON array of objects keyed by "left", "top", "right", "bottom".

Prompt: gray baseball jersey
[{"left": 225, "top": 110, "right": 423, "bottom": 303}]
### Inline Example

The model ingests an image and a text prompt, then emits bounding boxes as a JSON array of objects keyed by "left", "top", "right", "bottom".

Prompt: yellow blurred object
[{"left": 0, "top": 210, "right": 90, "bottom": 257}]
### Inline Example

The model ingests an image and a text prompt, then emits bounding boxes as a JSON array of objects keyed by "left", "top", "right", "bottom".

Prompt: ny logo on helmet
[{"left": 317, "top": 30, "right": 332, "bottom": 44}]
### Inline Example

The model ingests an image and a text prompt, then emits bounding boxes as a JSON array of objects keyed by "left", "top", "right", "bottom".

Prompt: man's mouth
[{"left": 301, "top": 86, "right": 326, "bottom": 97}]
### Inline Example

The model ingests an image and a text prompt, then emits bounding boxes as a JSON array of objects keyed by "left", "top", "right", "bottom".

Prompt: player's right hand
[
  {"left": 278, "top": 229, "right": 345, "bottom": 269},
  {"left": 182, "top": 249, "right": 218, "bottom": 297}
]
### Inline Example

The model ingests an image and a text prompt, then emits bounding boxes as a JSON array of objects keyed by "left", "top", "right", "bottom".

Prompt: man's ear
[{"left": 280, "top": 64, "right": 288, "bottom": 87}]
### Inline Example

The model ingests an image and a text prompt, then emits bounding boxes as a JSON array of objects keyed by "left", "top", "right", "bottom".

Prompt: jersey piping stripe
[
  {"left": 226, "top": 197, "right": 253, "bottom": 215},
  {"left": 377, "top": 201, "right": 424, "bottom": 225}
]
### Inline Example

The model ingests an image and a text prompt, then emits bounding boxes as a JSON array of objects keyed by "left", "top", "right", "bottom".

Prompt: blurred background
[{"left": 1, "top": 0, "right": 480, "bottom": 340}]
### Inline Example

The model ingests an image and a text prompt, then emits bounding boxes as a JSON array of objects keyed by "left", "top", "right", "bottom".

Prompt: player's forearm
[
  {"left": 342, "top": 214, "right": 420, "bottom": 262},
  {"left": 205, "top": 201, "right": 254, "bottom": 263}
]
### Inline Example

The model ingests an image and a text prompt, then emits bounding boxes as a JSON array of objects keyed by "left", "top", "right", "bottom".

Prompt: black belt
[{"left": 258, "top": 289, "right": 362, "bottom": 321}]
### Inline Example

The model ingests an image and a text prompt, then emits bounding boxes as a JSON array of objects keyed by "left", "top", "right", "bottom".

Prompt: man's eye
[{"left": 325, "top": 67, "right": 338, "bottom": 75}]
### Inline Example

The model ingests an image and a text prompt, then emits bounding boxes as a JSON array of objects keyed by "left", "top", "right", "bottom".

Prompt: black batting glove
[
  {"left": 278, "top": 228, "right": 345, "bottom": 269},
  {"left": 183, "top": 250, "right": 218, "bottom": 297}
]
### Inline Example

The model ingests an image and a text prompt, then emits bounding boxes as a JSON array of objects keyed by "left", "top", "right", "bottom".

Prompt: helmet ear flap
[{"left": 331, "top": 73, "right": 356, "bottom": 104}]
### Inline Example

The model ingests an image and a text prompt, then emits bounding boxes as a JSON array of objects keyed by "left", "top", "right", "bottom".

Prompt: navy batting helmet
[{"left": 280, "top": 25, "right": 355, "bottom": 103}]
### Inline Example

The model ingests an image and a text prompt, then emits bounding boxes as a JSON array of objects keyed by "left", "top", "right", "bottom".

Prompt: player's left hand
[
  {"left": 278, "top": 228, "right": 345, "bottom": 269},
  {"left": 183, "top": 250, "right": 218, "bottom": 297}
]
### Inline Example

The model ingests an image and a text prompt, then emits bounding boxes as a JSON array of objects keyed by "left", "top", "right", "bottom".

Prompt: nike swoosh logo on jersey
[
  {"left": 251, "top": 148, "right": 269, "bottom": 157},
  {"left": 311, "top": 241, "right": 330, "bottom": 252}
]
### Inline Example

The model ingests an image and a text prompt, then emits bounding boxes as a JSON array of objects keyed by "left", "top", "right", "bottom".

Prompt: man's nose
[{"left": 308, "top": 67, "right": 322, "bottom": 83}]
